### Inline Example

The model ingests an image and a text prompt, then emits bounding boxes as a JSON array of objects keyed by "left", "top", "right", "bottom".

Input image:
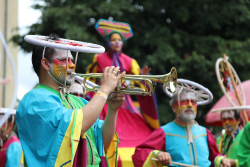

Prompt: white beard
[{"left": 180, "top": 108, "right": 196, "bottom": 122}]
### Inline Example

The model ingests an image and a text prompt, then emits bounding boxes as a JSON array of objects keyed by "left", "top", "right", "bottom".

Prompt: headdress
[
  {"left": 211, "top": 106, "right": 250, "bottom": 113},
  {"left": 95, "top": 19, "right": 133, "bottom": 40},
  {"left": 163, "top": 78, "right": 213, "bottom": 106},
  {"left": 24, "top": 35, "right": 105, "bottom": 98}
]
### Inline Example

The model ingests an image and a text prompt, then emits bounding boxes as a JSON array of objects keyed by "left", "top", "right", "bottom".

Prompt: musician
[
  {"left": 16, "top": 34, "right": 125, "bottom": 167},
  {"left": 132, "top": 86, "right": 231, "bottom": 167},
  {"left": 0, "top": 111, "right": 22, "bottom": 167},
  {"left": 87, "top": 19, "right": 159, "bottom": 166},
  {"left": 237, "top": 122, "right": 250, "bottom": 167},
  {"left": 216, "top": 109, "right": 242, "bottom": 167},
  {"left": 69, "top": 80, "right": 86, "bottom": 99}
]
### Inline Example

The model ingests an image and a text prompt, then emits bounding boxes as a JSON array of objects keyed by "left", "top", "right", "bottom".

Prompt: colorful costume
[
  {"left": 216, "top": 129, "right": 242, "bottom": 167},
  {"left": 132, "top": 121, "right": 225, "bottom": 167},
  {"left": 87, "top": 19, "right": 159, "bottom": 166},
  {"left": 16, "top": 84, "right": 118, "bottom": 167},
  {"left": 0, "top": 134, "right": 22, "bottom": 167},
  {"left": 237, "top": 122, "right": 250, "bottom": 167}
]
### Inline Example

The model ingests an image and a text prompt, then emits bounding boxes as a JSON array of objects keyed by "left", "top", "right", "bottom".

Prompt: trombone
[{"left": 71, "top": 67, "right": 177, "bottom": 96}]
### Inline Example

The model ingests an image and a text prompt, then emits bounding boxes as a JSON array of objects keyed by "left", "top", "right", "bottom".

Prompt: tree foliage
[{"left": 12, "top": 0, "right": 250, "bottom": 132}]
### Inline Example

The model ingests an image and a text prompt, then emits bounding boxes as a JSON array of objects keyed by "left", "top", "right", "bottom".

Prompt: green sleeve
[
  {"left": 216, "top": 136, "right": 221, "bottom": 150},
  {"left": 237, "top": 123, "right": 250, "bottom": 167}
]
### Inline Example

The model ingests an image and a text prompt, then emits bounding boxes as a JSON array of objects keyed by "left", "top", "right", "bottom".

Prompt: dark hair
[
  {"left": 32, "top": 34, "right": 59, "bottom": 77},
  {"left": 221, "top": 110, "right": 240, "bottom": 120}
]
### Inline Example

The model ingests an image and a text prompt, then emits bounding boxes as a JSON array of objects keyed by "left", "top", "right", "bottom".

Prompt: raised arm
[{"left": 81, "top": 66, "right": 125, "bottom": 135}]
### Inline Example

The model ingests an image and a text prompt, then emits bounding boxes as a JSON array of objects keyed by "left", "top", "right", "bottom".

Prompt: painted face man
[
  {"left": 48, "top": 49, "right": 75, "bottom": 85},
  {"left": 132, "top": 87, "right": 231, "bottom": 167},
  {"left": 221, "top": 110, "right": 241, "bottom": 136},
  {"left": 171, "top": 89, "right": 197, "bottom": 123}
]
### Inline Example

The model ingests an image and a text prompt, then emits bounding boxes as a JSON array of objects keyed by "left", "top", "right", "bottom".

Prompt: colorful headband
[
  {"left": 95, "top": 19, "right": 133, "bottom": 40},
  {"left": 163, "top": 78, "right": 213, "bottom": 106},
  {"left": 211, "top": 106, "right": 250, "bottom": 113},
  {"left": 24, "top": 35, "right": 105, "bottom": 53}
]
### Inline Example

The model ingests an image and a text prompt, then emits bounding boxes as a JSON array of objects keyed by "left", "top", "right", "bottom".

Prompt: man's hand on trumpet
[{"left": 99, "top": 66, "right": 126, "bottom": 95}]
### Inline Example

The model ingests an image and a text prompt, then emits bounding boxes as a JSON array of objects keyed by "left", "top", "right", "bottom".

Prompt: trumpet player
[{"left": 16, "top": 34, "right": 126, "bottom": 167}]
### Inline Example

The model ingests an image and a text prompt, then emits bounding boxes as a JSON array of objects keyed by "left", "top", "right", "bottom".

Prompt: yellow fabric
[
  {"left": 106, "top": 132, "right": 119, "bottom": 167},
  {"left": 130, "top": 59, "right": 146, "bottom": 89},
  {"left": 118, "top": 147, "right": 136, "bottom": 167},
  {"left": 214, "top": 156, "right": 224, "bottom": 167},
  {"left": 54, "top": 109, "right": 83, "bottom": 167},
  {"left": 142, "top": 112, "right": 160, "bottom": 129},
  {"left": 99, "top": 22, "right": 131, "bottom": 31},
  {"left": 20, "top": 151, "right": 24, "bottom": 164},
  {"left": 143, "top": 150, "right": 164, "bottom": 167},
  {"left": 86, "top": 54, "right": 98, "bottom": 83}
]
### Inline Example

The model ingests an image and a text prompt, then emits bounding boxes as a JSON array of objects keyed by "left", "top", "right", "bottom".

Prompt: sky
[{"left": 17, "top": 0, "right": 42, "bottom": 100}]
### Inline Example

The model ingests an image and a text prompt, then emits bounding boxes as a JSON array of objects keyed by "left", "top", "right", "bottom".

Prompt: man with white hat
[{"left": 16, "top": 34, "right": 125, "bottom": 167}]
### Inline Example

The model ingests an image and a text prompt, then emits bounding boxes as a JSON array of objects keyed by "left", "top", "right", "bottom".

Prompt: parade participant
[
  {"left": 132, "top": 79, "right": 231, "bottom": 167},
  {"left": 211, "top": 106, "right": 250, "bottom": 167},
  {"left": 87, "top": 19, "right": 159, "bottom": 166},
  {"left": 237, "top": 122, "right": 250, "bottom": 167},
  {"left": 16, "top": 34, "right": 125, "bottom": 167},
  {"left": 69, "top": 80, "right": 86, "bottom": 99},
  {"left": 0, "top": 108, "right": 22, "bottom": 167}
]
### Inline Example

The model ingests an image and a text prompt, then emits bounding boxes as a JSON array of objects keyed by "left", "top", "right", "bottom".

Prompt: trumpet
[{"left": 71, "top": 67, "right": 177, "bottom": 96}]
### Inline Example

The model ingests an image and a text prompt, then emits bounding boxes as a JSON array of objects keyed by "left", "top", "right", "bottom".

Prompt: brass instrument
[{"left": 71, "top": 67, "right": 177, "bottom": 96}]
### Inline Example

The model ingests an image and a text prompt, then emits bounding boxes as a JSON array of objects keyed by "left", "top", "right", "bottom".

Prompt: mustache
[{"left": 182, "top": 107, "right": 195, "bottom": 114}]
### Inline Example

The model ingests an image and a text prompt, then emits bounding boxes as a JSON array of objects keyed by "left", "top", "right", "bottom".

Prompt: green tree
[{"left": 12, "top": 0, "right": 250, "bottom": 132}]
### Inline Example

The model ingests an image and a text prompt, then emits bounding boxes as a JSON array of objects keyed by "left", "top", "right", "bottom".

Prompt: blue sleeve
[
  {"left": 93, "top": 119, "right": 104, "bottom": 156},
  {"left": 5, "top": 142, "right": 22, "bottom": 167},
  {"left": 16, "top": 88, "right": 74, "bottom": 166},
  {"left": 78, "top": 97, "right": 88, "bottom": 105}
]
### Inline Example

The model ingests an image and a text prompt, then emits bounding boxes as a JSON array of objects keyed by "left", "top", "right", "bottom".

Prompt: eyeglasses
[{"left": 70, "top": 93, "right": 85, "bottom": 99}]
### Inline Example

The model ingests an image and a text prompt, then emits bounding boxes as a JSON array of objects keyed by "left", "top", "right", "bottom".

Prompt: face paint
[
  {"left": 69, "top": 83, "right": 86, "bottom": 99},
  {"left": 109, "top": 33, "right": 123, "bottom": 52},
  {"left": 49, "top": 49, "right": 75, "bottom": 85},
  {"left": 221, "top": 110, "right": 238, "bottom": 134},
  {"left": 173, "top": 92, "right": 197, "bottom": 122}
]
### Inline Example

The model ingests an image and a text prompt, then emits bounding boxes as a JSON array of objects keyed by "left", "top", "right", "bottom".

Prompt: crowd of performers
[{"left": 0, "top": 19, "right": 250, "bottom": 167}]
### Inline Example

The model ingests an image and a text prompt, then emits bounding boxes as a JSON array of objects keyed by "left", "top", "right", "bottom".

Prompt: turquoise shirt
[
  {"left": 5, "top": 142, "right": 22, "bottom": 167},
  {"left": 162, "top": 122, "right": 210, "bottom": 167},
  {"left": 16, "top": 84, "right": 104, "bottom": 167}
]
